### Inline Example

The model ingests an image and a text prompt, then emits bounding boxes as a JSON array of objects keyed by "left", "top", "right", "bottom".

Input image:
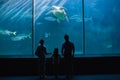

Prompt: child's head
[{"left": 54, "top": 48, "right": 58, "bottom": 54}]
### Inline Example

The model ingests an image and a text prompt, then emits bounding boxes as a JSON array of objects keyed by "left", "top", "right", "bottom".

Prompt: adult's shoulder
[
  {"left": 69, "top": 41, "right": 74, "bottom": 44},
  {"left": 37, "top": 45, "right": 40, "bottom": 48},
  {"left": 43, "top": 46, "right": 46, "bottom": 48},
  {"left": 62, "top": 42, "right": 66, "bottom": 46},
  {"left": 69, "top": 41, "right": 74, "bottom": 46}
]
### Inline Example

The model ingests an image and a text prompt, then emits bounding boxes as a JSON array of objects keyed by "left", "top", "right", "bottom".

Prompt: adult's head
[
  {"left": 64, "top": 34, "right": 69, "bottom": 42},
  {"left": 39, "top": 39, "right": 44, "bottom": 45}
]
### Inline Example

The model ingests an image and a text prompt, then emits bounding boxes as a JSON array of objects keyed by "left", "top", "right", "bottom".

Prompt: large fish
[
  {"left": 0, "top": 29, "right": 16, "bottom": 36},
  {"left": 70, "top": 15, "right": 93, "bottom": 22},
  {"left": 10, "top": 33, "right": 31, "bottom": 41},
  {"left": 44, "top": 16, "right": 56, "bottom": 22}
]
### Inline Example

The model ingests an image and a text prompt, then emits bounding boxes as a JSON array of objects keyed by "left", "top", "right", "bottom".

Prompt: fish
[
  {"left": 70, "top": 15, "right": 93, "bottom": 22},
  {"left": 10, "top": 33, "right": 31, "bottom": 41},
  {"left": 44, "top": 16, "right": 56, "bottom": 21},
  {"left": 44, "top": 32, "right": 50, "bottom": 38},
  {"left": 0, "top": 29, "right": 16, "bottom": 36},
  {"left": 36, "top": 22, "right": 43, "bottom": 25},
  {"left": 106, "top": 44, "right": 112, "bottom": 49},
  {"left": 70, "top": 15, "right": 81, "bottom": 19}
]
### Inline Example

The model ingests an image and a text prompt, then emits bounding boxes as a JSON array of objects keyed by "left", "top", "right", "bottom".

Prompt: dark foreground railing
[{"left": 0, "top": 57, "right": 120, "bottom": 76}]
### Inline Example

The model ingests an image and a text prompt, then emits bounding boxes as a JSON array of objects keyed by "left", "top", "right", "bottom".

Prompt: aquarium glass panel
[
  {"left": 35, "top": 0, "right": 83, "bottom": 55},
  {"left": 85, "top": 0, "right": 120, "bottom": 55},
  {"left": 0, "top": 0, "right": 32, "bottom": 55}
]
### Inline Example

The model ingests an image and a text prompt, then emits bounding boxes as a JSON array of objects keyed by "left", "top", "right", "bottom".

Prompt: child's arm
[
  {"left": 51, "top": 54, "right": 54, "bottom": 64},
  {"left": 58, "top": 54, "right": 61, "bottom": 63}
]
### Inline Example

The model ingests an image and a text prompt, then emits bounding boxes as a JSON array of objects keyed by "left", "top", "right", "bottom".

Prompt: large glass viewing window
[
  {"left": 34, "top": 0, "right": 83, "bottom": 55},
  {"left": 85, "top": 0, "right": 120, "bottom": 56},
  {"left": 0, "top": 0, "right": 32, "bottom": 56},
  {"left": 0, "top": 0, "right": 120, "bottom": 57}
]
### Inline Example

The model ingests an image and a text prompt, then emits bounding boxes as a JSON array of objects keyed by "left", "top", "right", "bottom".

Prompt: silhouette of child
[{"left": 52, "top": 48, "right": 61, "bottom": 79}]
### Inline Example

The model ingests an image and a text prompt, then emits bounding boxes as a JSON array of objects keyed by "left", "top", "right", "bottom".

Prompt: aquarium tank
[{"left": 0, "top": 0, "right": 120, "bottom": 57}]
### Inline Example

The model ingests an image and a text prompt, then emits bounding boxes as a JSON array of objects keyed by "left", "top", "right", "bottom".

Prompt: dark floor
[{"left": 1, "top": 75, "right": 120, "bottom": 80}]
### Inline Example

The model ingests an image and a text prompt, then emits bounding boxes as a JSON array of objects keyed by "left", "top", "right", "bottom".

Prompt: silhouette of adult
[
  {"left": 35, "top": 39, "right": 47, "bottom": 79},
  {"left": 52, "top": 48, "right": 61, "bottom": 79},
  {"left": 61, "top": 34, "right": 75, "bottom": 79}
]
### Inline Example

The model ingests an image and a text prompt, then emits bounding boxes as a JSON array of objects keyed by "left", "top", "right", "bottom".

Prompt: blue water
[{"left": 0, "top": 0, "right": 120, "bottom": 57}]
